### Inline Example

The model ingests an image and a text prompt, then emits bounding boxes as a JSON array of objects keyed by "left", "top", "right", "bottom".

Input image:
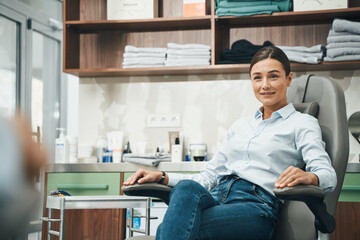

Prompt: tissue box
[
  {"left": 293, "top": 0, "right": 348, "bottom": 12},
  {"left": 183, "top": 0, "right": 206, "bottom": 17},
  {"left": 107, "top": 0, "right": 158, "bottom": 20}
]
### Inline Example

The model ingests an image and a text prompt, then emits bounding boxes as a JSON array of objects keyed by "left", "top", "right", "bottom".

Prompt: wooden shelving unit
[{"left": 63, "top": 0, "right": 360, "bottom": 77}]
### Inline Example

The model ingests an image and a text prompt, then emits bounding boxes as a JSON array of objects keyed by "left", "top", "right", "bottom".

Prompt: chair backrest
[{"left": 273, "top": 75, "right": 349, "bottom": 240}]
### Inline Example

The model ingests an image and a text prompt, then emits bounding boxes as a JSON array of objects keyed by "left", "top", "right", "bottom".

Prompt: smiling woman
[{"left": 123, "top": 46, "right": 337, "bottom": 240}]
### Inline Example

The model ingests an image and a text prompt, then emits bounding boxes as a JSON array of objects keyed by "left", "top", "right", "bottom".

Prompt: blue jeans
[{"left": 156, "top": 175, "right": 282, "bottom": 240}]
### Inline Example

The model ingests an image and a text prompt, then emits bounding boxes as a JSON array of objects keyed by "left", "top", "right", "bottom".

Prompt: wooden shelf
[
  {"left": 63, "top": 0, "right": 360, "bottom": 77},
  {"left": 65, "top": 16, "right": 212, "bottom": 32},
  {"left": 216, "top": 7, "right": 360, "bottom": 27},
  {"left": 64, "top": 61, "right": 360, "bottom": 77}
]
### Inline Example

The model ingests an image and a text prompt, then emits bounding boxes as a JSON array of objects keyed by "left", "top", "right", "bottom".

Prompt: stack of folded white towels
[
  {"left": 165, "top": 43, "right": 211, "bottom": 67},
  {"left": 325, "top": 19, "right": 360, "bottom": 62},
  {"left": 277, "top": 45, "right": 325, "bottom": 64},
  {"left": 122, "top": 45, "right": 166, "bottom": 68}
]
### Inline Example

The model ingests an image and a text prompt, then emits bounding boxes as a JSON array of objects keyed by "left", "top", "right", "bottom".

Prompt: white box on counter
[
  {"left": 293, "top": 0, "right": 348, "bottom": 12},
  {"left": 107, "top": 0, "right": 159, "bottom": 20}
]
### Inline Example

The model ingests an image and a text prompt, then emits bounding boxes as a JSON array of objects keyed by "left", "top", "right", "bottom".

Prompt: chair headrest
[{"left": 293, "top": 102, "right": 319, "bottom": 118}]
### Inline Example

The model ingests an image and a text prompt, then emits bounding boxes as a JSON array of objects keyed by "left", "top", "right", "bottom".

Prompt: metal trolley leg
[
  {"left": 48, "top": 209, "right": 52, "bottom": 240},
  {"left": 59, "top": 198, "right": 65, "bottom": 240}
]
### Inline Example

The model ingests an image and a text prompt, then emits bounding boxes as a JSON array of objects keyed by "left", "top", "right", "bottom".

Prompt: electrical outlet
[{"left": 147, "top": 114, "right": 181, "bottom": 127}]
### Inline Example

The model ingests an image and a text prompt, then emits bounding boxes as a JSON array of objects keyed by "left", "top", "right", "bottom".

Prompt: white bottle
[
  {"left": 171, "top": 137, "right": 183, "bottom": 162},
  {"left": 67, "top": 136, "right": 78, "bottom": 163},
  {"left": 55, "top": 128, "right": 68, "bottom": 163}
]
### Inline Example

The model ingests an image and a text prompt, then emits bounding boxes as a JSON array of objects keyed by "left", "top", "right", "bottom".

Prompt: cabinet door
[
  {"left": 43, "top": 173, "right": 126, "bottom": 240},
  {"left": 331, "top": 173, "right": 360, "bottom": 240}
]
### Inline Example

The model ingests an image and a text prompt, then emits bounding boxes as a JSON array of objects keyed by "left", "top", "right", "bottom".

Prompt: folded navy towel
[
  {"left": 218, "top": 39, "right": 273, "bottom": 64},
  {"left": 333, "top": 19, "right": 360, "bottom": 35}
]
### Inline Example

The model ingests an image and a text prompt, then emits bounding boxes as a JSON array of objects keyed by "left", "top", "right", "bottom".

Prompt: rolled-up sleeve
[{"left": 296, "top": 116, "right": 337, "bottom": 192}]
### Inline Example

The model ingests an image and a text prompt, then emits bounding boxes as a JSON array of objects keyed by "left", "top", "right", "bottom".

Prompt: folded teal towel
[
  {"left": 216, "top": 5, "right": 280, "bottom": 17},
  {"left": 217, "top": 0, "right": 291, "bottom": 12}
]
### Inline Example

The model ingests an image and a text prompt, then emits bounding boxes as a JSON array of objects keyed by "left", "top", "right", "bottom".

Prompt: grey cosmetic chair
[{"left": 123, "top": 75, "right": 349, "bottom": 240}]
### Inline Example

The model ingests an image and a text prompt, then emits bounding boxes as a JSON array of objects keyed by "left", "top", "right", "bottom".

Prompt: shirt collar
[{"left": 255, "top": 103, "right": 295, "bottom": 120}]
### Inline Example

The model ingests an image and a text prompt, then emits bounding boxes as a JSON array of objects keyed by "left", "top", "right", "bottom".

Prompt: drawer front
[
  {"left": 339, "top": 173, "right": 360, "bottom": 202},
  {"left": 47, "top": 173, "right": 121, "bottom": 196}
]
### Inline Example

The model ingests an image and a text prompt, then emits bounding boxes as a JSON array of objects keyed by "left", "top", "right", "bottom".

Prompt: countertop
[
  {"left": 45, "top": 162, "right": 360, "bottom": 173},
  {"left": 45, "top": 162, "right": 208, "bottom": 173}
]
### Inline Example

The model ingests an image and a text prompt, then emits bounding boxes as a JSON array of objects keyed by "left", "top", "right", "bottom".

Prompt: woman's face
[{"left": 250, "top": 58, "right": 292, "bottom": 111}]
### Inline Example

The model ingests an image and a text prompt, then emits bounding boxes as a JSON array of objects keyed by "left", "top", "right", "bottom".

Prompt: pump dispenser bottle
[
  {"left": 171, "top": 137, "right": 183, "bottom": 162},
  {"left": 55, "top": 128, "right": 67, "bottom": 163}
]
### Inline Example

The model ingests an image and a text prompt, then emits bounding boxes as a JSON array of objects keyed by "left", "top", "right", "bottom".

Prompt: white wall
[{"left": 77, "top": 70, "right": 360, "bottom": 162}]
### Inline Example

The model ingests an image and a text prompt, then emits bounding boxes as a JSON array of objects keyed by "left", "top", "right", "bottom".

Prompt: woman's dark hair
[{"left": 249, "top": 46, "right": 291, "bottom": 76}]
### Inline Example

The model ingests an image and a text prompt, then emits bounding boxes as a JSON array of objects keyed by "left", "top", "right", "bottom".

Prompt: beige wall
[{"left": 78, "top": 70, "right": 360, "bottom": 161}]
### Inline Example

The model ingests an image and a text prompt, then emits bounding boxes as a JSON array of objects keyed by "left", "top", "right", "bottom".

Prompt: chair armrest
[
  {"left": 122, "top": 183, "right": 173, "bottom": 205},
  {"left": 273, "top": 185, "right": 335, "bottom": 233}
]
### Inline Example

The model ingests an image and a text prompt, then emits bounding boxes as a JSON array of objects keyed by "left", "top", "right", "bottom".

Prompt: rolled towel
[
  {"left": 326, "top": 42, "right": 360, "bottom": 49},
  {"left": 123, "top": 153, "right": 171, "bottom": 166},
  {"left": 326, "top": 48, "right": 360, "bottom": 58},
  {"left": 167, "top": 43, "right": 211, "bottom": 51},
  {"left": 327, "top": 35, "right": 360, "bottom": 43},
  {"left": 123, "top": 153, "right": 171, "bottom": 159},
  {"left": 125, "top": 45, "right": 167, "bottom": 53},
  {"left": 333, "top": 19, "right": 360, "bottom": 35},
  {"left": 324, "top": 55, "right": 360, "bottom": 62},
  {"left": 277, "top": 45, "right": 324, "bottom": 53},
  {"left": 123, "top": 52, "right": 166, "bottom": 58}
]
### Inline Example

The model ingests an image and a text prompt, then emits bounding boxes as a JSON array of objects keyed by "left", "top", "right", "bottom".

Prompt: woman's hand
[
  {"left": 275, "top": 166, "right": 319, "bottom": 188},
  {"left": 123, "top": 169, "right": 168, "bottom": 185}
]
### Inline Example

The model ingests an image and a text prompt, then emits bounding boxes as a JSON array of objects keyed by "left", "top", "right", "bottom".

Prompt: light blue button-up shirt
[{"left": 168, "top": 103, "right": 337, "bottom": 195}]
